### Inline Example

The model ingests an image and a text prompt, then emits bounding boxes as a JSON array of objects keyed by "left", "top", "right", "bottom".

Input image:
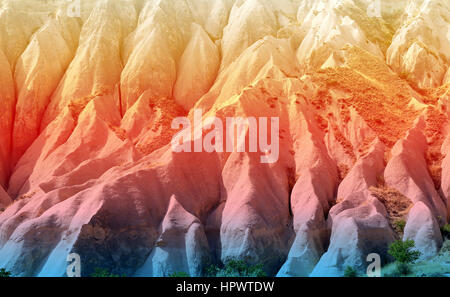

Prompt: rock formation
[{"left": 0, "top": 0, "right": 448, "bottom": 277}]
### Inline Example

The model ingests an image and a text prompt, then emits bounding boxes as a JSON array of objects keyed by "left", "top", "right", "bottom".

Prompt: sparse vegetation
[
  {"left": 370, "top": 186, "right": 412, "bottom": 238},
  {"left": 440, "top": 240, "right": 450, "bottom": 254},
  {"left": 393, "top": 262, "right": 412, "bottom": 276},
  {"left": 441, "top": 224, "right": 450, "bottom": 240},
  {"left": 90, "top": 268, "right": 124, "bottom": 277},
  {"left": 135, "top": 96, "right": 186, "bottom": 156},
  {"left": 424, "top": 107, "right": 447, "bottom": 191},
  {"left": 388, "top": 240, "right": 421, "bottom": 276},
  {"left": 388, "top": 240, "right": 421, "bottom": 264},
  {"left": 343, "top": 266, "right": 358, "bottom": 277},
  {"left": 394, "top": 219, "right": 406, "bottom": 233},
  {"left": 0, "top": 268, "right": 11, "bottom": 277},
  {"left": 383, "top": 239, "right": 450, "bottom": 277},
  {"left": 169, "top": 272, "right": 191, "bottom": 277},
  {"left": 313, "top": 46, "right": 421, "bottom": 148},
  {"left": 205, "top": 259, "right": 266, "bottom": 277}
]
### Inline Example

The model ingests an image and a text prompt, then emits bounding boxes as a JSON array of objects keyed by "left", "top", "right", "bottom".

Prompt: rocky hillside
[{"left": 0, "top": 0, "right": 449, "bottom": 277}]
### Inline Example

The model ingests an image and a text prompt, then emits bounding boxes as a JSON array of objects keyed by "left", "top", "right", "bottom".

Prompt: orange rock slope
[{"left": 0, "top": 0, "right": 449, "bottom": 276}]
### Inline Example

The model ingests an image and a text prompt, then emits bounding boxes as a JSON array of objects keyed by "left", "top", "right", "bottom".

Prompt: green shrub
[
  {"left": 90, "top": 268, "right": 124, "bottom": 277},
  {"left": 440, "top": 240, "right": 450, "bottom": 254},
  {"left": 394, "top": 262, "right": 411, "bottom": 276},
  {"left": 0, "top": 268, "right": 11, "bottom": 277},
  {"left": 388, "top": 240, "right": 421, "bottom": 264},
  {"left": 169, "top": 272, "right": 190, "bottom": 277},
  {"left": 343, "top": 266, "right": 358, "bottom": 277},
  {"left": 440, "top": 224, "right": 450, "bottom": 239},
  {"left": 394, "top": 220, "right": 406, "bottom": 233},
  {"left": 206, "top": 259, "right": 266, "bottom": 277},
  {"left": 388, "top": 240, "right": 421, "bottom": 276}
]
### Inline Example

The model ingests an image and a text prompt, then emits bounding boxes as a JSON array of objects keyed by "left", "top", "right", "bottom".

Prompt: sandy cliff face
[{"left": 0, "top": 0, "right": 449, "bottom": 276}]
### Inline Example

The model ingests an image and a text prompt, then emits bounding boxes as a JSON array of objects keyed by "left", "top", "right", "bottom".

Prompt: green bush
[
  {"left": 169, "top": 272, "right": 190, "bottom": 277},
  {"left": 388, "top": 240, "right": 421, "bottom": 276},
  {"left": 394, "top": 220, "right": 406, "bottom": 233},
  {"left": 206, "top": 259, "right": 266, "bottom": 277},
  {"left": 388, "top": 240, "right": 421, "bottom": 264},
  {"left": 441, "top": 224, "right": 450, "bottom": 239},
  {"left": 0, "top": 268, "right": 11, "bottom": 277},
  {"left": 440, "top": 240, "right": 450, "bottom": 254},
  {"left": 90, "top": 268, "right": 124, "bottom": 277},
  {"left": 343, "top": 266, "right": 358, "bottom": 277},
  {"left": 394, "top": 262, "right": 411, "bottom": 276}
]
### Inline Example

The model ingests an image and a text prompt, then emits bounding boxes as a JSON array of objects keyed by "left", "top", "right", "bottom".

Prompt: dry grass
[
  {"left": 312, "top": 46, "right": 421, "bottom": 148},
  {"left": 337, "top": 163, "right": 351, "bottom": 184},
  {"left": 68, "top": 87, "right": 112, "bottom": 124},
  {"left": 424, "top": 107, "right": 448, "bottom": 190},
  {"left": 136, "top": 96, "right": 186, "bottom": 155},
  {"left": 370, "top": 186, "right": 413, "bottom": 238}
]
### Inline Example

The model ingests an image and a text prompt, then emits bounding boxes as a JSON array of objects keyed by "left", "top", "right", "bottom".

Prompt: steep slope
[
  {"left": 173, "top": 23, "right": 220, "bottom": 111},
  {"left": 311, "top": 139, "right": 395, "bottom": 276},
  {"left": 387, "top": 0, "right": 450, "bottom": 89},
  {"left": 12, "top": 11, "right": 80, "bottom": 166},
  {"left": 0, "top": 0, "right": 448, "bottom": 277},
  {"left": 42, "top": 0, "right": 137, "bottom": 128},
  {"left": 0, "top": 48, "right": 14, "bottom": 188}
]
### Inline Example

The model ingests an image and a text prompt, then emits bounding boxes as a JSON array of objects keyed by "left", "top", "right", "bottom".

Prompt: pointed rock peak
[
  {"left": 173, "top": 23, "right": 220, "bottom": 111},
  {"left": 390, "top": 115, "right": 427, "bottom": 156},
  {"left": 190, "top": 22, "right": 212, "bottom": 41},
  {"left": 77, "top": 95, "right": 122, "bottom": 128},
  {"left": 404, "top": 201, "right": 443, "bottom": 260},
  {"left": 321, "top": 51, "right": 346, "bottom": 69},
  {"left": 221, "top": 0, "right": 278, "bottom": 67},
  {"left": 407, "top": 115, "right": 428, "bottom": 139},
  {"left": 162, "top": 195, "right": 199, "bottom": 231}
]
